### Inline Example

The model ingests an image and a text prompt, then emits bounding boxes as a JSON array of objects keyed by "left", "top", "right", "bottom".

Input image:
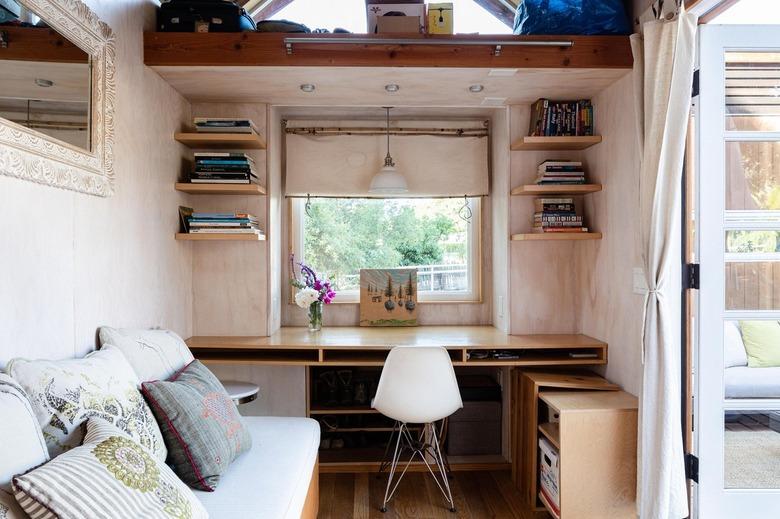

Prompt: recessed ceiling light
[
  {"left": 469, "top": 84, "right": 484, "bottom": 93},
  {"left": 34, "top": 78, "right": 54, "bottom": 87},
  {"left": 488, "top": 69, "right": 518, "bottom": 77},
  {"left": 385, "top": 84, "right": 400, "bottom": 93},
  {"left": 300, "top": 83, "right": 315, "bottom": 93}
]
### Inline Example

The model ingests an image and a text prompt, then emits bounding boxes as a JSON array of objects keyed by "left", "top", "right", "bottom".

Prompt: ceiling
[{"left": 152, "top": 65, "right": 629, "bottom": 107}]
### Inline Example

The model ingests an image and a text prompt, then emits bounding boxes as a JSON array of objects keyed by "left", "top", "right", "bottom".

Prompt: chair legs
[{"left": 380, "top": 422, "right": 456, "bottom": 513}]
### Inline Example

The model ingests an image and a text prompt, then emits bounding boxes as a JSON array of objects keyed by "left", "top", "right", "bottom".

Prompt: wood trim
[
  {"left": 301, "top": 459, "right": 319, "bottom": 519},
  {"left": 0, "top": 26, "right": 89, "bottom": 63},
  {"left": 144, "top": 33, "right": 633, "bottom": 69},
  {"left": 698, "top": 0, "right": 741, "bottom": 23},
  {"left": 472, "top": 0, "right": 515, "bottom": 28}
]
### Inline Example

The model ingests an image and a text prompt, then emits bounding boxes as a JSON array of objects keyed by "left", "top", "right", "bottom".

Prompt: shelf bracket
[
  {"left": 286, "top": 41, "right": 293, "bottom": 55},
  {"left": 0, "top": 30, "right": 8, "bottom": 49},
  {"left": 494, "top": 44, "right": 502, "bottom": 57}
]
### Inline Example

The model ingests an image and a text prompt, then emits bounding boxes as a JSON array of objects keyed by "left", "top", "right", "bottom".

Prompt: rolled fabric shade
[{"left": 285, "top": 131, "right": 489, "bottom": 198}]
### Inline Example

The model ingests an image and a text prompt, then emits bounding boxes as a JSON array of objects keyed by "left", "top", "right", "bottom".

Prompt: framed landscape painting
[{"left": 359, "top": 268, "right": 418, "bottom": 327}]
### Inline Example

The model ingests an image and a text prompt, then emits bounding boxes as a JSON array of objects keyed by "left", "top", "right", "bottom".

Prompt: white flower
[{"left": 295, "top": 287, "right": 320, "bottom": 309}]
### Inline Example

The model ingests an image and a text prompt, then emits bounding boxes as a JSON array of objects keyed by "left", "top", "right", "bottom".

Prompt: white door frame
[{"left": 697, "top": 24, "right": 780, "bottom": 518}]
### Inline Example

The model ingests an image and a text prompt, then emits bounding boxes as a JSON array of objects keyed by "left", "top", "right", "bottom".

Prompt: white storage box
[{"left": 539, "top": 437, "right": 560, "bottom": 514}]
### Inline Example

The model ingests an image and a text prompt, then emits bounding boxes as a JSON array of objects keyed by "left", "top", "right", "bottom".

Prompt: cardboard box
[
  {"left": 427, "top": 3, "right": 453, "bottom": 34},
  {"left": 539, "top": 437, "right": 560, "bottom": 512},
  {"left": 366, "top": 3, "right": 425, "bottom": 34}
]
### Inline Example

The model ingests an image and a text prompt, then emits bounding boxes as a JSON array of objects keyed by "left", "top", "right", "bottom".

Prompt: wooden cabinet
[
  {"left": 511, "top": 370, "right": 620, "bottom": 510},
  {"left": 537, "top": 391, "right": 638, "bottom": 519}
]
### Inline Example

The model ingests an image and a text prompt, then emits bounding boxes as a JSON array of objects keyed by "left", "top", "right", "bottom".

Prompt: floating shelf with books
[
  {"left": 175, "top": 183, "right": 266, "bottom": 196},
  {"left": 176, "top": 233, "right": 266, "bottom": 241},
  {"left": 511, "top": 184, "right": 602, "bottom": 196},
  {"left": 511, "top": 135, "right": 602, "bottom": 151},
  {"left": 174, "top": 132, "right": 266, "bottom": 150},
  {"left": 512, "top": 232, "right": 602, "bottom": 241}
]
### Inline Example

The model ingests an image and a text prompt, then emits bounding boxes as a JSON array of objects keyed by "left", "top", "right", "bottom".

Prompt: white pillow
[
  {"left": 0, "top": 489, "right": 26, "bottom": 519},
  {"left": 6, "top": 346, "right": 167, "bottom": 462},
  {"left": 724, "top": 321, "right": 749, "bottom": 368},
  {"left": 98, "top": 327, "right": 194, "bottom": 383},
  {"left": 0, "top": 374, "right": 49, "bottom": 492}
]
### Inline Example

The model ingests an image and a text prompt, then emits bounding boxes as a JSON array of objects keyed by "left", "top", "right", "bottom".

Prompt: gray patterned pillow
[
  {"left": 12, "top": 419, "right": 207, "bottom": 519},
  {"left": 141, "top": 361, "right": 251, "bottom": 491},
  {"left": 0, "top": 490, "right": 25, "bottom": 519},
  {"left": 6, "top": 346, "right": 167, "bottom": 462}
]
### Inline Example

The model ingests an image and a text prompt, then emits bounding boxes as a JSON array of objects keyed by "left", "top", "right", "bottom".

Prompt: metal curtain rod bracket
[{"left": 283, "top": 37, "right": 574, "bottom": 56}]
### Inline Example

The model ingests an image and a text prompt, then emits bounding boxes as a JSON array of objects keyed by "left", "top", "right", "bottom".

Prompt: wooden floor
[{"left": 318, "top": 470, "right": 551, "bottom": 519}]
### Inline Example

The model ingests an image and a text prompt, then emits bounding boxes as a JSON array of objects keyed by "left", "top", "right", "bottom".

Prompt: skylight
[{"left": 274, "top": 0, "right": 513, "bottom": 35}]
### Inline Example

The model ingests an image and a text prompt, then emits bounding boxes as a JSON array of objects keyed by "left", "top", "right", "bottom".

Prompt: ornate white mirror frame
[{"left": 0, "top": 0, "right": 116, "bottom": 196}]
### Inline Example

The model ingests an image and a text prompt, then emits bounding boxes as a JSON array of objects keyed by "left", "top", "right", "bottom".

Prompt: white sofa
[{"left": 724, "top": 321, "right": 780, "bottom": 399}]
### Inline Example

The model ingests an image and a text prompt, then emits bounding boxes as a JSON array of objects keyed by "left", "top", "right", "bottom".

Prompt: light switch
[{"left": 633, "top": 267, "right": 648, "bottom": 295}]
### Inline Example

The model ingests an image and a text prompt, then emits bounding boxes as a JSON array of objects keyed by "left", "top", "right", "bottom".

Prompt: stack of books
[
  {"left": 194, "top": 117, "right": 258, "bottom": 134},
  {"left": 536, "top": 160, "right": 586, "bottom": 185},
  {"left": 528, "top": 99, "right": 594, "bottom": 137},
  {"left": 190, "top": 153, "right": 258, "bottom": 184},
  {"left": 532, "top": 198, "right": 588, "bottom": 234},
  {"left": 186, "top": 211, "right": 264, "bottom": 236}
]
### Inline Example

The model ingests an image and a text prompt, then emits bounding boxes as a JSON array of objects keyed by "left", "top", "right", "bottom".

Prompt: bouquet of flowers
[{"left": 290, "top": 256, "right": 335, "bottom": 330}]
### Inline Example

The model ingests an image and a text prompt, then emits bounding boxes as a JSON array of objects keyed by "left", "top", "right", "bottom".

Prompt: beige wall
[{"left": 0, "top": 0, "right": 192, "bottom": 367}]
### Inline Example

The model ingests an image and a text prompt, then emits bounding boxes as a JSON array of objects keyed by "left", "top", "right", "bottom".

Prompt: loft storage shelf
[
  {"left": 175, "top": 233, "right": 266, "bottom": 241},
  {"left": 512, "top": 232, "right": 603, "bottom": 241},
  {"left": 511, "top": 184, "right": 602, "bottom": 196},
  {"left": 511, "top": 135, "right": 602, "bottom": 151},
  {"left": 175, "top": 183, "right": 266, "bottom": 195},
  {"left": 174, "top": 132, "right": 266, "bottom": 150}
]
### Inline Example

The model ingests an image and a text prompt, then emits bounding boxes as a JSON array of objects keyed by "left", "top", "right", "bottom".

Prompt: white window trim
[{"left": 290, "top": 197, "right": 481, "bottom": 303}]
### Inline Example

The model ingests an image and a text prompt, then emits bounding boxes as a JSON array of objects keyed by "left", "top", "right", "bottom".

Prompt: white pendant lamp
[{"left": 369, "top": 107, "right": 408, "bottom": 195}]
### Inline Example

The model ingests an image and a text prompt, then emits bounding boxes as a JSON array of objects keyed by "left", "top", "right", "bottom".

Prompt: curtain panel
[{"left": 631, "top": 6, "right": 697, "bottom": 519}]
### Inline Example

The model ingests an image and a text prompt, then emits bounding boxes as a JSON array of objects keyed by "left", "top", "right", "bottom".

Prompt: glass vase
[{"left": 308, "top": 300, "right": 323, "bottom": 332}]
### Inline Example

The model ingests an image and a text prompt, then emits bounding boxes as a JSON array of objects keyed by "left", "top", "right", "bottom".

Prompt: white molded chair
[{"left": 372, "top": 346, "right": 463, "bottom": 513}]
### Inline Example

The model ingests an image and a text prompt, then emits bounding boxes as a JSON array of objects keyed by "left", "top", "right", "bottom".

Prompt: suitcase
[{"left": 157, "top": 0, "right": 256, "bottom": 33}]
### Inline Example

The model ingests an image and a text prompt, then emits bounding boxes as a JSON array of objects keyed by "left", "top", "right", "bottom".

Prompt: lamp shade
[{"left": 369, "top": 164, "right": 408, "bottom": 195}]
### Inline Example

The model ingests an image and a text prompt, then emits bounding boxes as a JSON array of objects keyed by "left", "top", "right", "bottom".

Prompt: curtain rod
[
  {"left": 283, "top": 37, "right": 574, "bottom": 56},
  {"left": 285, "top": 126, "right": 488, "bottom": 137}
]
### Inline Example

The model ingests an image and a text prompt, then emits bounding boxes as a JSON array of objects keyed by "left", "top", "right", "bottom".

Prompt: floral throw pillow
[
  {"left": 12, "top": 419, "right": 207, "bottom": 519},
  {"left": 6, "top": 346, "right": 167, "bottom": 462},
  {"left": 141, "top": 360, "right": 252, "bottom": 491}
]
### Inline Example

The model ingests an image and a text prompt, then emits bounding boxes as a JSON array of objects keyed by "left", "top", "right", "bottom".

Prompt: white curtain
[{"left": 631, "top": 5, "right": 697, "bottom": 519}]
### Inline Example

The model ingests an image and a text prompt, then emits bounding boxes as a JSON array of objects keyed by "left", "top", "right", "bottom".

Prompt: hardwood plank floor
[{"left": 319, "top": 470, "right": 551, "bottom": 519}]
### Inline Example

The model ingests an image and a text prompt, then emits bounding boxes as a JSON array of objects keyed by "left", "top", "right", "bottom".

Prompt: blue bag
[{"left": 513, "top": 0, "right": 631, "bottom": 35}]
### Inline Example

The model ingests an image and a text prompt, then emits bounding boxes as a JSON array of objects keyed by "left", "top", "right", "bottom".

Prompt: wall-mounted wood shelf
[
  {"left": 175, "top": 183, "right": 266, "bottom": 195},
  {"left": 538, "top": 422, "right": 560, "bottom": 449},
  {"left": 511, "top": 136, "right": 602, "bottom": 151},
  {"left": 511, "top": 184, "right": 602, "bottom": 196},
  {"left": 174, "top": 132, "right": 266, "bottom": 150},
  {"left": 512, "top": 233, "right": 602, "bottom": 241},
  {"left": 175, "top": 233, "right": 266, "bottom": 241}
]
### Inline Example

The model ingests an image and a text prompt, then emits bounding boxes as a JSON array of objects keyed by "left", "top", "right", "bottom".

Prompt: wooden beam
[
  {"left": 473, "top": 0, "right": 516, "bottom": 28},
  {"left": 144, "top": 32, "right": 633, "bottom": 69},
  {"left": 0, "top": 26, "right": 88, "bottom": 63},
  {"left": 244, "top": 0, "right": 295, "bottom": 21}
]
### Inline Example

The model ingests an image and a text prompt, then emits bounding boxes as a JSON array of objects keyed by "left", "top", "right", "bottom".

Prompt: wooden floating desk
[{"left": 186, "top": 326, "right": 607, "bottom": 367}]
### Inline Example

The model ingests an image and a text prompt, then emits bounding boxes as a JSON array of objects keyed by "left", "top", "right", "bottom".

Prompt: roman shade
[{"left": 284, "top": 123, "right": 489, "bottom": 198}]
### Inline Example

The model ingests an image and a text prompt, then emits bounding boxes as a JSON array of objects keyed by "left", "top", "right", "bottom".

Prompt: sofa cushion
[
  {"left": 0, "top": 374, "right": 49, "bottom": 492},
  {"left": 194, "top": 417, "right": 320, "bottom": 519},
  {"left": 6, "top": 346, "right": 167, "bottom": 462},
  {"left": 725, "top": 366, "right": 780, "bottom": 399},
  {"left": 141, "top": 361, "right": 251, "bottom": 491},
  {"left": 98, "top": 327, "right": 194, "bottom": 383},
  {"left": 724, "top": 321, "right": 748, "bottom": 368},
  {"left": 12, "top": 419, "right": 207, "bottom": 519},
  {"left": 0, "top": 489, "right": 26, "bottom": 519},
  {"left": 740, "top": 320, "right": 780, "bottom": 367}
]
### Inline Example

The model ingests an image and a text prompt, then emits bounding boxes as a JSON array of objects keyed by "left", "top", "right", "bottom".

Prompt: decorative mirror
[{"left": 0, "top": 0, "right": 115, "bottom": 196}]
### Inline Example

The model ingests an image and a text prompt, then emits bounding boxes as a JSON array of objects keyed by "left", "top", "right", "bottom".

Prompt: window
[{"left": 290, "top": 197, "right": 481, "bottom": 302}]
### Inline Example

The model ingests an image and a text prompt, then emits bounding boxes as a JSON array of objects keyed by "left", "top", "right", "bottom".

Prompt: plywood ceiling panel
[{"left": 150, "top": 65, "right": 629, "bottom": 106}]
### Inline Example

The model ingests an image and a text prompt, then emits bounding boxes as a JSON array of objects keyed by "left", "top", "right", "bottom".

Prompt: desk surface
[{"left": 187, "top": 326, "right": 605, "bottom": 351}]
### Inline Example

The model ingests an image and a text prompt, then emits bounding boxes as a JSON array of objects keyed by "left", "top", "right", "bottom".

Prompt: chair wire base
[{"left": 380, "top": 421, "right": 456, "bottom": 513}]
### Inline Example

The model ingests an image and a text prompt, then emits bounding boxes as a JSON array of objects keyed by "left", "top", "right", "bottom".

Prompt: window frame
[{"left": 288, "top": 197, "right": 482, "bottom": 304}]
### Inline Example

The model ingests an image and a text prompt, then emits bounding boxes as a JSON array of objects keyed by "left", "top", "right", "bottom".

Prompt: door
[{"left": 698, "top": 25, "right": 780, "bottom": 518}]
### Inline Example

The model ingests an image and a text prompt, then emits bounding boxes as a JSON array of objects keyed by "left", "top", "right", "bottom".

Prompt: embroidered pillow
[
  {"left": 6, "top": 346, "right": 167, "bottom": 462},
  {"left": 0, "top": 374, "right": 49, "bottom": 492},
  {"left": 141, "top": 360, "right": 252, "bottom": 491},
  {"left": 12, "top": 419, "right": 207, "bottom": 519},
  {"left": 98, "top": 327, "right": 194, "bottom": 383},
  {"left": 0, "top": 489, "right": 26, "bottom": 519}
]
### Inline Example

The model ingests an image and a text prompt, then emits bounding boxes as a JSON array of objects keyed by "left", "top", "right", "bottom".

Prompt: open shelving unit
[
  {"left": 174, "top": 131, "right": 266, "bottom": 150},
  {"left": 175, "top": 183, "right": 266, "bottom": 196},
  {"left": 175, "top": 233, "right": 266, "bottom": 241},
  {"left": 511, "top": 135, "right": 602, "bottom": 151}
]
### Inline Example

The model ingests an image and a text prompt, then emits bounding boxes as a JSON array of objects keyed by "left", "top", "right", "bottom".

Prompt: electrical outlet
[{"left": 633, "top": 267, "right": 648, "bottom": 295}]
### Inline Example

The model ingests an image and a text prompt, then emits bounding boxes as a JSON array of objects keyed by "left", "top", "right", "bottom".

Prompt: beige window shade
[{"left": 285, "top": 131, "right": 489, "bottom": 198}]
